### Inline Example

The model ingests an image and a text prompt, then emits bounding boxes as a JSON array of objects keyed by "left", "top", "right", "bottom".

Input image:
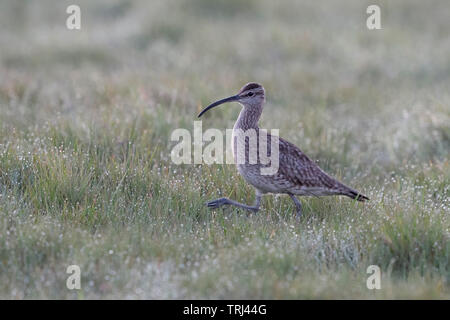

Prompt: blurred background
[
  {"left": 0, "top": 0, "right": 448, "bottom": 299},
  {"left": 1, "top": 0, "right": 449, "bottom": 166}
]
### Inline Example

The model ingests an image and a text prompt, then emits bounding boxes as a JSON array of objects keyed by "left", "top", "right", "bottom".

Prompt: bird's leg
[
  {"left": 206, "top": 191, "right": 262, "bottom": 213},
  {"left": 288, "top": 193, "right": 302, "bottom": 218}
]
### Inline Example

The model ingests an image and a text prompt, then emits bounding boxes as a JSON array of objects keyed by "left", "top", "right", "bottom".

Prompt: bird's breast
[{"left": 231, "top": 127, "right": 260, "bottom": 165}]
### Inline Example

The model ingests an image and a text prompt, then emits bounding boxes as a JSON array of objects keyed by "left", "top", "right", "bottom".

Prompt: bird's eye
[{"left": 247, "top": 92, "right": 254, "bottom": 97}]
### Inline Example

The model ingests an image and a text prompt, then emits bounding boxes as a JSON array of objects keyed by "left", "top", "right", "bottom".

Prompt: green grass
[{"left": 0, "top": 0, "right": 449, "bottom": 299}]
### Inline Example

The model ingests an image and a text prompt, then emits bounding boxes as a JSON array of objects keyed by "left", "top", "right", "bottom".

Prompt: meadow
[{"left": 0, "top": 0, "right": 449, "bottom": 299}]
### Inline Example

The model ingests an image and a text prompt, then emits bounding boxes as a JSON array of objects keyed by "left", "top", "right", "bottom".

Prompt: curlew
[{"left": 198, "top": 83, "right": 368, "bottom": 217}]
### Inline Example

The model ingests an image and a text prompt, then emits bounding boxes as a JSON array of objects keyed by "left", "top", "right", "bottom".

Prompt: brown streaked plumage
[{"left": 198, "top": 82, "right": 368, "bottom": 217}]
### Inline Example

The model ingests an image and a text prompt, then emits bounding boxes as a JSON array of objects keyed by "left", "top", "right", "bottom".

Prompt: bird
[{"left": 197, "top": 82, "right": 368, "bottom": 217}]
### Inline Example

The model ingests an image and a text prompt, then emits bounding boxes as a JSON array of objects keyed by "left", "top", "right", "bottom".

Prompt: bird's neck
[{"left": 234, "top": 106, "right": 262, "bottom": 130}]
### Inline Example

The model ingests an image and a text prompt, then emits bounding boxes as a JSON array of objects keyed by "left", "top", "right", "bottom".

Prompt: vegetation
[{"left": 0, "top": 0, "right": 449, "bottom": 298}]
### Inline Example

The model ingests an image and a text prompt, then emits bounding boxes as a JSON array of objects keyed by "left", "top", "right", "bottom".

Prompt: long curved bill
[{"left": 197, "top": 95, "right": 239, "bottom": 118}]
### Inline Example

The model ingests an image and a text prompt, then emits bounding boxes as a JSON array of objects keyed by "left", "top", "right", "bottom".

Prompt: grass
[{"left": 0, "top": 0, "right": 449, "bottom": 299}]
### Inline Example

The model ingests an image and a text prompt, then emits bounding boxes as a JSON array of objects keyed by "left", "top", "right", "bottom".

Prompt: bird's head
[{"left": 198, "top": 83, "right": 265, "bottom": 118}]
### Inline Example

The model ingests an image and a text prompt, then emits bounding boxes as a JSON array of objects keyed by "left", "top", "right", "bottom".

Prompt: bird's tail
[{"left": 345, "top": 189, "right": 369, "bottom": 202}]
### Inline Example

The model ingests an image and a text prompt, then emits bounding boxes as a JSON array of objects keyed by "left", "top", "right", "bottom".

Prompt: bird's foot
[
  {"left": 293, "top": 203, "right": 302, "bottom": 220},
  {"left": 288, "top": 193, "right": 302, "bottom": 220},
  {"left": 206, "top": 197, "right": 260, "bottom": 213},
  {"left": 206, "top": 197, "right": 230, "bottom": 209},
  {"left": 295, "top": 209, "right": 302, "bottom": 220}
]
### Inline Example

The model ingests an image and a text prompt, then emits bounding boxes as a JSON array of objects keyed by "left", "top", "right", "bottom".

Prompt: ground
[{"left": 0, "top": 0, "right": 449, "bottom": 299}]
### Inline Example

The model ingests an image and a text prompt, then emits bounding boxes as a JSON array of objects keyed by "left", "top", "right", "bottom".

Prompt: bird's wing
[
  {"left": 265, "top": 135, "right": 368, "bottom": 200},
  {"left": 276, "top": 137, "right": 340, "bottom": 192}
]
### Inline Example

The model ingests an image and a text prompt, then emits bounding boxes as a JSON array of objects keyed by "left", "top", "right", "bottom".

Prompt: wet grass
[{"left": 0, "top": 0, "right": 449, "bottom": 298}]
